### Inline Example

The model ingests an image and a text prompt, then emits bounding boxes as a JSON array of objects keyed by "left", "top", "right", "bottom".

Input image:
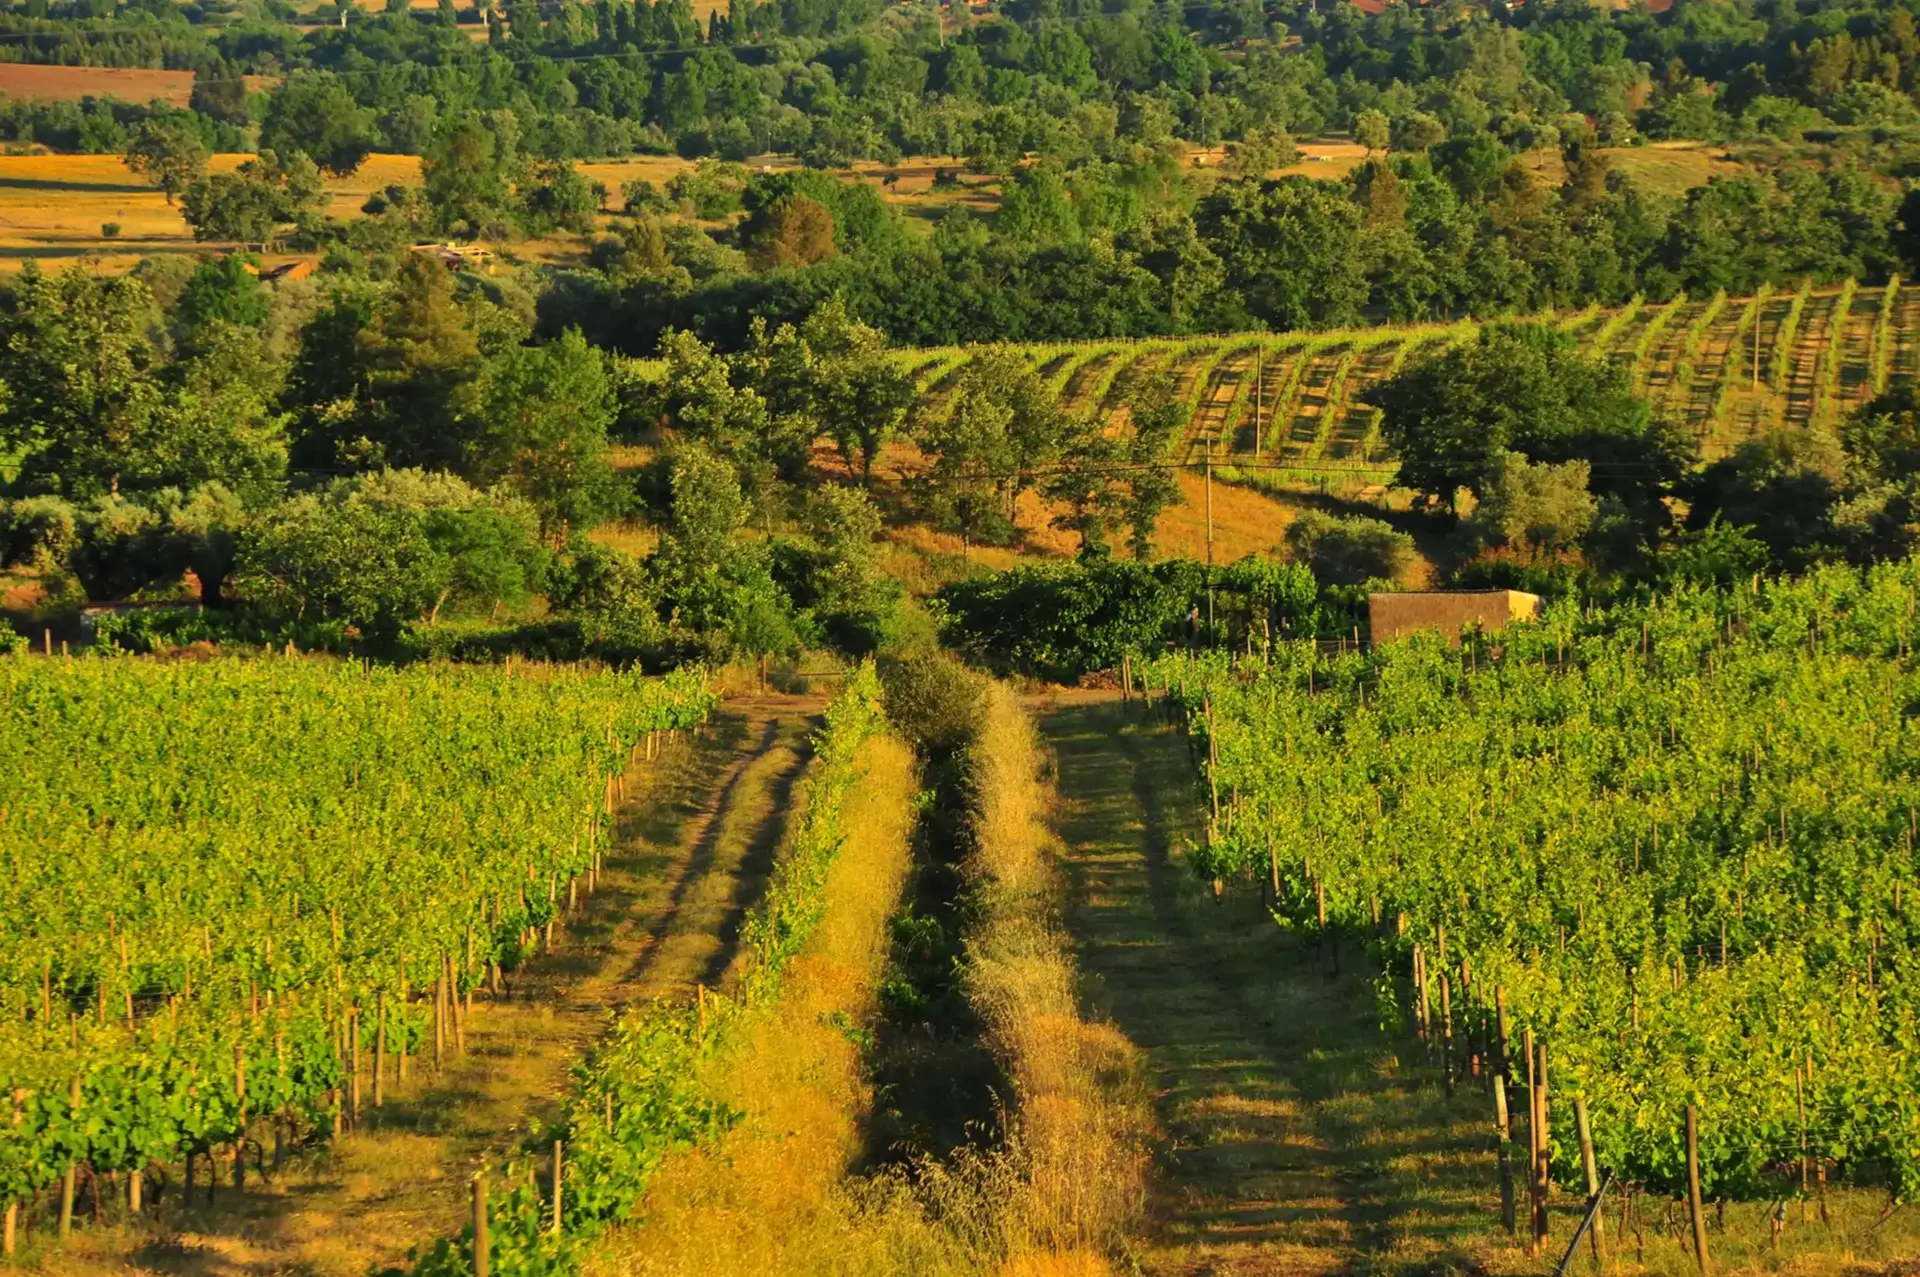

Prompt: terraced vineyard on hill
[{"left": 900, "top": 280, "right": 1914, "bottom": 481}]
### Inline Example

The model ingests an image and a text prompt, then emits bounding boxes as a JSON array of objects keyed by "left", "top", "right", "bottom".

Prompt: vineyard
[
  {"left": 0, "top": 656, "right": 717, "bottom": 1256},
  {"left": 899, "top": 280, "right": 1917, "bottom": 479},
  {"left": 1139, "top": 557, "right": 1920, "bottom": 1255}
]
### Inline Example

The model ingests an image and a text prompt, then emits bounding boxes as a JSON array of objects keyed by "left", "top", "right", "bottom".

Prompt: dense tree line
[
  {"left": 11, "top": 0, "right": 1920, "bottom": 170},
  {"left": 0, "top": 256, "right": 919, "bottom": 663},
  {"left": 544, "top": 149, "right": 1903, "bottom": 351}
]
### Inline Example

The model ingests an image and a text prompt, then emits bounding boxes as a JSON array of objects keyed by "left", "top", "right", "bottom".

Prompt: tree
[
  {"left": 803, "top": 483, "right": 900, "bottom": 652},
  {"left": 180, "top": 150, "right": 326, "bottom": 249},
  {"left": 1354, "top": 108, "right": 1391, "bottom": 155},
  {"left": 1365, "top": 323, "right": 1667, "bottom": 515},
  {"left": 423, "top": 112, "right": 525, "bottom": 240},
  {"left": 259, "top": 72, "right": 377, "bottom": 176},
  {"left": 469, "top": 330, "right": 621, "bottom": 541},
  {"left": 1281, "top": 510, "right": 1415, "bottom": 585},
  {"left": 189, "top": 60, "right": 249, "bottom": 125},
  {"left": 762, "top": 298, "right": 912, "bottom": 484},
  {"left": 1121, "top": 372, "right": 1185, "bottom": 559},
  {"left": 1686, "top": 428, "right": 1844, "bottom": 570},
  {"left": 519, "top": 160, "right": 605, "bottom": 235},
  {"left": 285, "top": 256, "right": 484, "bottom": 474},
  {"left": 0, "top": 264, "right": 163, "bottom": 499},
  {"left": 1193, "top": 177, "right": 1366, "bottom": 330},
  {"left": 1225, "top": 125, "right": 1301, "bottom": 179},
  {"left": 175, "top": 254, "right": 270, "bottom": 336},
  {"left": 1044, "top": 411, "right": 1124, "bottom": 556},
  {"left": 1472, "top": 453, "right": 1597, "bottom": 559},
  {"left": 1841, "top": 385, "right": 1920, "bottom": 485},
  {"left": 236, "top": 470, "right": 546, "bottom": 640},
  {"left": 740, "top": 195, "right": 837, "bottom": 269},
  {"left": 123, "top": 119, "right": 208, "bottom": 205},
  {"left": 650, "top": 443, "right": 797, "bottom": 657},
  {"left": 912, "top": 349, "right": 1070, "bottom": 551}
]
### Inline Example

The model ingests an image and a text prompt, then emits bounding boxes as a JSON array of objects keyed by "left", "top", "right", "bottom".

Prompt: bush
[
  {"left": 936, "top": 558, "right": 1194, "bottom": 681},
  {"left": 1280, "top": 510, "right": 1417, "bottom": 586},
  {"left": 877, "top": 650, "right": 986, "bottom": 756},
  {"left": 0, "top": 496, "right": 79, "bottom": 571}
]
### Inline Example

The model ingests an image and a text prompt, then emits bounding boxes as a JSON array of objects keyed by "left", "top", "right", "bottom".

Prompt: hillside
[{"left": 904, "top": 281, "right": 1907, "bottom": 481}]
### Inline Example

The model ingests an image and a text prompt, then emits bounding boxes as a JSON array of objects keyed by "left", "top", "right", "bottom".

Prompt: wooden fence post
[{"left": 551, "top": 1140, "right": 564, "bottom": 1235}]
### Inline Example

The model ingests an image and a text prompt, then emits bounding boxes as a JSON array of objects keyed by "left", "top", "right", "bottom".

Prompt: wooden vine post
[
  {"left": 551, "top": 1139, "right": 564, "bottom": 1235},
  {"left": 1574, "top": 1094, "right": 1605, "bottom": 1268},
  {"left": 58, "top": 1074, "right": 79, "bottom": 1239},
  {"left": 472, "top": 1173, "right": 490, "bottom": 1277},
  {"left": 1685, "top": 1104, "right": 1711, "bottom": 1275},
  {"left": 1493, "top": 1074, "right": 1516, "bottom": 1235}
]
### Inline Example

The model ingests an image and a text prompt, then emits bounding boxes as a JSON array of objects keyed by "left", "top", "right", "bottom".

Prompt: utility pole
[
  {"left": 1254, "top": 345, "right": 1264, "bottom": 455},
  {"left": 1204, "top": 445, "right": 1215, "bottom": 642}
]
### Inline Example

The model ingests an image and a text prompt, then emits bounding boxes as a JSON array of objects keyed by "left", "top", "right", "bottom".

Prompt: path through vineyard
[
  {"left": 61, "top": 699, "right": 821, "bottom": 1277},
  {"left": 1041, "top": 699, "right": 1496, "bottom": 1277}
]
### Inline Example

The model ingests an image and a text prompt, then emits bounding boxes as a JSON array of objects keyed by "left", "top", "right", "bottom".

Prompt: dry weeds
[{"left": 957, "top": 684, "right": 1155, "bottom": 1270}]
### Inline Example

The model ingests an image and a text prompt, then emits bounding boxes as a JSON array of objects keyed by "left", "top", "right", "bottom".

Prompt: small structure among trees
[{"left": 1367, "top": 589, "right": 1541, "bottom": 645}]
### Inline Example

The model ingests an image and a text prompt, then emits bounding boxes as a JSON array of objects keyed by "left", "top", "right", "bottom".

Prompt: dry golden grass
[
  {"left": 957, "top": 685, "right": 1154, "bottom": 1269},
  {"left": 0, "top": 151, "right": 421, "bottom": 270},
  {"left": 586, "top": 732, "right": 979, "bottom": 1277}
]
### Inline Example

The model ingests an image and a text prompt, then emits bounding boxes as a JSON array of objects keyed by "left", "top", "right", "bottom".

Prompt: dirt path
[
  {"left": 1038, "top": 700, "right": 1496, "bottom": 1277},
  {"left": 54, "top": 700, "right": 820, "bottom": 1277}
]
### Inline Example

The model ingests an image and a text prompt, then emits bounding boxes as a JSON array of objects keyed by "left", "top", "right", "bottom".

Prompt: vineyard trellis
[
  {"left": 1135, "top": 558, "right": 1920, "bottom": 1230},
  {"left": 909, "top": 283, "right": 1900, "bottom": 487},
  {"left": 0, "top": 656, "right": 717, "bottom": 1252}
]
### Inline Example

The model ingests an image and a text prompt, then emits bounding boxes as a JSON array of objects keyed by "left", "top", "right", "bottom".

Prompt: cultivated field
[
  {"left": 905, "top": 280, "right": 1910, "bottom": 492},
  {"left": 0, "top": 62, "right": 277, "bottom": 105}
]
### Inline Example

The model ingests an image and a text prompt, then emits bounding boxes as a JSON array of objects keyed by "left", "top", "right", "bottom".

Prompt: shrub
[{"left": 1280, "top": 510, "right": 1417, "bottom": 586}]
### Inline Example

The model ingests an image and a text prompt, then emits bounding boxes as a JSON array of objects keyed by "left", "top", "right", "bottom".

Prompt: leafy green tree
[
  {"left": 1685, "top": 428, "right": 1844, "bottom": 570},
  {"left": 1471, "top": 453, "right": 1597, "bottom": 559},
  {"left": 803, "top": 483, "right": 900, "bottom": 652},
  {"left": 1044, "top": 410, "right": 1124, "bottom": 557},
  {"left": 180, "top": 150, "right": 326, "bottom": 249},
  {"left": 1225, "top": 125, "right": 1300, "bottom": 178},
  {"left": 285, "top": 257, "right": 484, "bottom": 473},
  {"left": 650, "top": 444, "right": 797, "bottom": 657},
  {"left": 189, "top": 60, "right": 249, "bottom": 125},
  {"left": 0, "top": 264, "right": 162, "bottom": 499},
  {"left": 735, "top": 298, "right": 911, "bottom": 484},
  {"left": 175, "top": 254, "right": 270, "bottom": 337},
  {"left": 519, "top": 160, "right": 605, "bottom": 235},
  {"left": 423, "top": 112, "right": 525, "bottom": 240},
  {"left": 259, "top": 72, "right": 377, "bottom": 176},
  {"left": 1193, "top": 177, "right": 1366, "bottom": 330},
  {"left": 1281, "top": 510, "right": 1416, "bottom": 585},
  {"left": 1365, "top": 323, "right": 1669, "bottom": 514},
  {"left": 912, "top": 350, "right": 1069, "bottom": 552},
  {"left": 740, "top": 195, "right": 837, "bottom": 269},
  {"left": 1121, "top": 372, "right": 1186, "bottom": 558},
  {"left": 237, "top": 470, "right": 546, "bottom": 639},
  {"left": 469, "top": 329, "right": 621, "bottom": 541},
  {"left": 123, "top": 119, "right": 208, "bottom": 204},
  {"left": 997, "top": 166, "right": 1081, "bottom": 243},
  {"left": 1354, "top": 108, "right": 1391, "bottom": 154}
]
